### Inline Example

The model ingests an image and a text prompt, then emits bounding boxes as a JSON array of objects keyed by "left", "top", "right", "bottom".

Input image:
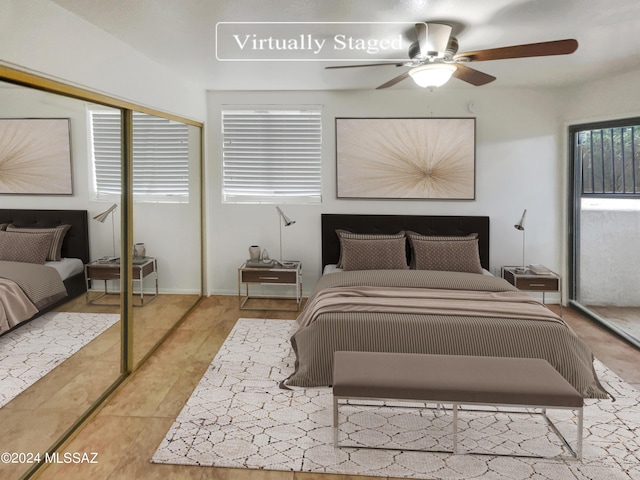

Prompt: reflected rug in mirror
[
  {"left": 152, "top": 318, "right": 639, "bottom": 479},
  {"left": 0, "top": 312, "right": 119, "bottom": 407}
]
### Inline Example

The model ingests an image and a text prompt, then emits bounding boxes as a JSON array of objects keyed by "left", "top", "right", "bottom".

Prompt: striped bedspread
[
  {"left": 285, "top": 270, "right": 609, "bottom": 399},
  {"left": 0, "top": 260, "right": 67, "bottom": 333}
]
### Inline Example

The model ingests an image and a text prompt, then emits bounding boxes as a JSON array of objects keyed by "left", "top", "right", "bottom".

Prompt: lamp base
[
  {"left": 514, "top": 266, "right": 527, "bottom": 274},
  {"left": 274, "top": 260, "right": 297, "bottom": 268}
]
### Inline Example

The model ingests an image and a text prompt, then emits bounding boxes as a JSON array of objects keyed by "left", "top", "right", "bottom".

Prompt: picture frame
[
  {"left": 0, "top": 118, "right": 73, "bottom": 195},
  {"left": 336, "top": 117, "right": 475, "bottom": 200}
]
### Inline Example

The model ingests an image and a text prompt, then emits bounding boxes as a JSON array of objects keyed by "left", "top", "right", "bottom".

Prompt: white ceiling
[{"left": 50, "top": 0, "right": 640, "bottom": 91}]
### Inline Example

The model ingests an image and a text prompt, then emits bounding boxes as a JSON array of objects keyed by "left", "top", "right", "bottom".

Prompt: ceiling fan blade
[
  {"left": 325, "top": 62, "right": 405, "bottom": 69},
  {"left": 376, "top": 71, "right": 411, "bottom": 89},
  {"left": 452, "top": 64, "right": 496, "bottom": 86},
  {"left": 454, "top": 39, "right": 578, "bottom": 62}
]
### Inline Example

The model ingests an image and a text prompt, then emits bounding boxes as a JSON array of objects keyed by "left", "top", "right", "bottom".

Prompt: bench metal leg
[
  {"left": 541, "top": 407, "right": 583, "bottom": 460},
  {"left": 333, "top": 397, "right": 339, "bottom": 447},
  {"left": 577, "top": 407, "right": 583, "bottom": 460},
  {"left": 333, "top": 398, "right": 583, "bottom": 461},
  {"left": 452, "top": 404, "right": 458, "bottom": 454}
]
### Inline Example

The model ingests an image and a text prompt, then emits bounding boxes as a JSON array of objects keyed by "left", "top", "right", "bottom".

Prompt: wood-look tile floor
[
  {"left": 0, "top": 293, "right": 197, "bottom": 480},
  {"left": 33, "top": 297, "right": 640, "bottom": 480},
  {"left": 587, "top": 305, "right": 640, "bottom": 345}
]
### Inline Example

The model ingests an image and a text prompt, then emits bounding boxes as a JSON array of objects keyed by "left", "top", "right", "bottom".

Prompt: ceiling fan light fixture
[{"left": 409, "top": 64, "right": 457, "bottom": 88}]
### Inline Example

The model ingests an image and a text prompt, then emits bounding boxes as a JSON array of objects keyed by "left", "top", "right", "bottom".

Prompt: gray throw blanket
[{"left": 0, "top": 260, "right": 67, "bottom": 328}]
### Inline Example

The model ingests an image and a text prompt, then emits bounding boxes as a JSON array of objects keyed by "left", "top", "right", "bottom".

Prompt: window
[
  {"left": 577, "top": 120, "right": 640, "bottom": 197},
  {"left": 222, "top": 107, "right": 322, "bottom": 204},
  {"left": 90, "top": 110, "right": 190, "bottom": 201}
]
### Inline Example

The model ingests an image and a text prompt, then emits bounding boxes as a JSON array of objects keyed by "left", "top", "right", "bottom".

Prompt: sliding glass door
[{"left": 569, "top": 118, "right": 640, "bottom": 349}]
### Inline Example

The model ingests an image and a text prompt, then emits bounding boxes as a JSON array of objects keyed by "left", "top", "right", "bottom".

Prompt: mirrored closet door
[
  {"left": 0, "top": 80, "right": 123, "bottom": 480},
  {"left": 0, "top": 70, "right": 203, "bottom": 479},
  {"left": 131, "top": 114, "right": 203, "bottom": 367}
]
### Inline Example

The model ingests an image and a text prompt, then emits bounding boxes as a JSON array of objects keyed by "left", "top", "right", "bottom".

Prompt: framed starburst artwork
[
  {"left": 0, "top": 118, "right": 73, "bottom": 195},
  {"left": 336, "top": 117, "right": 475, "bottom": 199}
]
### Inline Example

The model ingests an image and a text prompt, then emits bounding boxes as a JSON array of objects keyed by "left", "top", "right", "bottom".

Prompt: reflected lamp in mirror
[
  {"left": 276, "top": 206, "right": 296, "bottom": 263},
  {"left": 93, "top": 203, "right": 117, "bottom": 259}
]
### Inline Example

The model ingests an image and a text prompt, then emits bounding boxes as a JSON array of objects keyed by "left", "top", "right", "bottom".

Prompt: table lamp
[
  {"left": 93, "top": 203, "right": 117, "bottom": 259},
  {"left": 276, "top": 206, "right": 295, "bottom": 263},
  {"left": 514, "top": 209, "right": 527, "bottom": 272}
]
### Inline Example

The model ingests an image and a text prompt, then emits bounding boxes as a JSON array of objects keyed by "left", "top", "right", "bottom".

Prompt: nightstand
[
  {"left": 85, "top": 257, "right": 158, "bottom": 306},
  {"left": 238, "top": 261, "right": 302, "bottom": 311},
  {"left": 502, "top": 266, "right": 562, "bottom": 316}
]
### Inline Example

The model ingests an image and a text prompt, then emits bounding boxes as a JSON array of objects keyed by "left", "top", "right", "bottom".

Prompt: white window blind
[
  {"left": 90, "top": 110, "right": 190, "bottom": 201},
  {"left": 90, "top": 110, "right": 121, "bottom": 196},
  {"left": 222, "top": 107, "right": 322, "bottom": 203}
]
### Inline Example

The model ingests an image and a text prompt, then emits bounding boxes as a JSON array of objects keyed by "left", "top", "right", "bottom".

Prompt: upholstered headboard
[
  {"left": 321, "top": 214, "right": 490, "bottom": 271},
  {"left": 0, "top": 209, "right": 90, "bottom": 264}
]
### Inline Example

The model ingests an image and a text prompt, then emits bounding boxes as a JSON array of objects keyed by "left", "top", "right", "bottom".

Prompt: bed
[
  {"left": 0, "top": 209, "right": 89, "bottom": 334},
  {"left": 284, "top": 214, "right": 609, "bottom": 400}
]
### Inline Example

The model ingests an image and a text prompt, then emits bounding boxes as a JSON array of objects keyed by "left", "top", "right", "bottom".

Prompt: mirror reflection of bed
[
  {"left": 0, "top": 208, "right": 120, "bottom": 478},
  {"left": 0, "top": 209, "right": 90, "bottom": 332}
]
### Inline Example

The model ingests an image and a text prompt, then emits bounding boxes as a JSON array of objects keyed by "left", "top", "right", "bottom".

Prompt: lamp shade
[
  {"left": 409, "top": 64, "right": 457, "bottom": 88},
  {"left": 276, "top": 206, "right": 295, "bottom": 226},
  {"left": 92, "top": 203, "right": 118, "bottom": 258},
  {"left": 514, "top": 209, "right": 527, "bottom": 231},
  {"left": 276, "top": 206, "right": 296, "bottom": 262},
  {"left": 93, "top": 203, "right": 117, "bottom": 223}
]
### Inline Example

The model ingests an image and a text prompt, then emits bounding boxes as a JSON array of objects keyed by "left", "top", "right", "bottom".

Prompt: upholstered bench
[{"left": 332, "top": 351, "right": 584, "bottom": 460}]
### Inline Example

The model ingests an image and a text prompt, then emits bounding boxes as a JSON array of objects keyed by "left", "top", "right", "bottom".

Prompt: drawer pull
[
  {"left": 259, "top": 276, "right": 280, "bottom": 280},
  {"left": 529, "top": 283, "right": 548, "bottom": 287}
]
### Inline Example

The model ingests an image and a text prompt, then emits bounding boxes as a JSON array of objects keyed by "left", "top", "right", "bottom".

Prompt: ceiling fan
[{"left": 325, "top": 23, "right": 578, "bottom": 89}]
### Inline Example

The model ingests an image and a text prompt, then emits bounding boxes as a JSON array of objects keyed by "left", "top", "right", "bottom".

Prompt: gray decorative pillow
[
  {"left": 0, "top": 230, "right": 55, "bottom": 264},
  {"left": 6, "top": 224, "right": 71, "bottom": 261},
  {"left": 336, "top": 230, "right": 408, "bottom": 271},
  {"left": 0, "top": 223, "right": 8, "bottom": 231},
  {"left": 407, "top": 231, "right": 483, "bottom": 273}
]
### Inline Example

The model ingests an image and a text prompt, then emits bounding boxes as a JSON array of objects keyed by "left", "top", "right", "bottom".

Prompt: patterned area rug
[
  {"left": 152, "top": 318, "right": 640, "bottom": 480},
  {"left": 0, "top": 312, "right": 120, "bottom": 407}
]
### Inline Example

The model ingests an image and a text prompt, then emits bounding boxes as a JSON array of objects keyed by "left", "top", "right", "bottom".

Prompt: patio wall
[{"left": 580, "top": 199, "right": 640, "bottom": 305}]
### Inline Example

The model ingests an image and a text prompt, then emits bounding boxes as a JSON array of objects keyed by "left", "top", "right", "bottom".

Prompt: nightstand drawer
[
  {"left": 86, "top": 265, "right": 120, "bottom": 280},
  {"left": 501, "top": 266, "right": 562, "bottom": 316},
  {"left": 241, "top": 270, "right": 297, "bottom": 284},
  {"left": 134, "top": 262, "right": 156, "bottom": 279},
  {"left": 514, "top": 276, "right": 559, "bottom": 291}
]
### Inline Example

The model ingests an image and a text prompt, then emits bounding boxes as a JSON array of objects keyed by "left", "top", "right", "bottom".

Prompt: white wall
[
  {"left": 206, "top": 87, "right": 566, "bottom": 296},
  {"left": 0, "top": 0, "right": 206, "bottom": 121},
  {"left": 561, "top": 69, "right": 640, "bottom": 125}
]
